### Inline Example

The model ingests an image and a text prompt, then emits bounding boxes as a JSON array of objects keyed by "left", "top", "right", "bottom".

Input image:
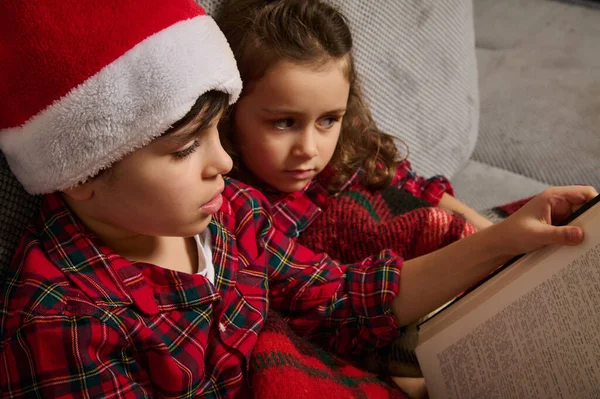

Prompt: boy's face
[
  {"left": 233, "top": 59, "right": 350, "bottom": 193},
  {"left": 73, "top": 110, "right": 233, "bottom": 238}
]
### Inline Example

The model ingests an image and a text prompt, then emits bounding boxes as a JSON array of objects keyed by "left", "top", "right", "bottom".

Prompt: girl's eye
[
  {"left": 273, "top": 118, "right": 295, "bottom": 130},
  {"left": 318, "top": 117, "right": 337, "bottom": 129},
  {"left": 173, "top": 140, "right": 200, "bottom": 159}
]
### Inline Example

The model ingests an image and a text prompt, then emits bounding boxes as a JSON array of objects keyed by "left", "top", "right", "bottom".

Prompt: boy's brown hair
[
  {"left": 217, "top": 0, "right": 405, "bottom": 192},
  {"left": 166, "top": 90, "right": 230, "bottom": 138},
  {"left": 93, "top": 90, "right": 230, "bottom": 183}
]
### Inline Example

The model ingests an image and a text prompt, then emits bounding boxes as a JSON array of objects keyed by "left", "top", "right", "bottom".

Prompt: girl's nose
[{"left": 292, "top": 129, "right": 318, "bottom": 158}]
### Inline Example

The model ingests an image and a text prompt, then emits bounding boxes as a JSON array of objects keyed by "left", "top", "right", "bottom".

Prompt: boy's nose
[
  {"left": 204, "top": 135, "right": 233, "bottom": 177},
  {"left": 217, "top": 150, "right": 234, "bottom": 176},
  {"left": 215, "top": 145, "right": 234, "bottom": 176}
]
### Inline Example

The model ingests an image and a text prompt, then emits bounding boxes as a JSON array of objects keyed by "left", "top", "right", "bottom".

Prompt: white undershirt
[{"left": 194, "top": 229, "right": 215, "bottom": 284}]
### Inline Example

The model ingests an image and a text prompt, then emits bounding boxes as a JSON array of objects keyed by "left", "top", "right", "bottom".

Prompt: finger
[
  {"left": 550, "top": 197, "right": 579, "bottom": 224},
  {"left": 572, "top": 186, "right": 598, "bottom": 211},
  {"left": 546, "top": 186, "right": 598, "bottom": 224},
  {"left": 542, "top": 225, "right": 584, "bottom": 246},
  {"left": 546, "top": 185, "right": 598, "bottom": 204}
]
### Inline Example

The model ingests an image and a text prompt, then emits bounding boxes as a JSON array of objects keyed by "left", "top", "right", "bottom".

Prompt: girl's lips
[
  {"left": 285, "top": 169, "right": 315, "bottom": 180},
  {"left": 199, "top": 192, "right": 223, "bottom": 214}
]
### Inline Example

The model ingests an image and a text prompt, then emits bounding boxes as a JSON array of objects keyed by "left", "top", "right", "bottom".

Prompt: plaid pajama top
[
  {"left": 267, "top": 159, "right": 454, "bottom": 238},
  {"left": 0, "top": 178, "right": 402, "bottom": 398}
]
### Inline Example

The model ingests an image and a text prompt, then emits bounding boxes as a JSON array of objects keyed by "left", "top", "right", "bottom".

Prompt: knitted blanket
[
  {"left": 298, "top": 185, "right": 478, "bottom": 267},
  {"left": 249, "top": 310, "right": 408, "bottom": 399}
]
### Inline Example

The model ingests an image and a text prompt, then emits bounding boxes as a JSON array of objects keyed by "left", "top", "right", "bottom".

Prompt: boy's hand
[
  {"left": 393, "top": 185, "right": 597, "bottom": 326},
  {"left": 489, "top": 185, "right": 598, "bottom": 256},
  {"left": 391, "top": 377, "right": 428, "bottom": 399}
]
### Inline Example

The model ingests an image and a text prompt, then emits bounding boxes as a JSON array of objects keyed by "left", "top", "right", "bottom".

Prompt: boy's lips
[{"left": 199, "top": 188, "right": 224, "bottom": 214}]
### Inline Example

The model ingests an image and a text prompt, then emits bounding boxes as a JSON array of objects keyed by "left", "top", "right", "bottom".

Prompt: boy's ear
[{"left": 61, "top": 182, "right": 94, "bottom": 201}]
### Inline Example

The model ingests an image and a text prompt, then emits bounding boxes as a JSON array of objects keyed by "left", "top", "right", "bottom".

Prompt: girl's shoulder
[{"left": 223, "top": 177, "right": 271, "bottom": 215}]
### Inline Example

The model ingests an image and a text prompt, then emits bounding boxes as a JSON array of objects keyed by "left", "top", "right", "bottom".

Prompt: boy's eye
[
  {"left": 273, "top": 118, "right": 295, "bottom": 130},
  {"left": 173, "top": 140, "right": 200, "bottom": 159}
]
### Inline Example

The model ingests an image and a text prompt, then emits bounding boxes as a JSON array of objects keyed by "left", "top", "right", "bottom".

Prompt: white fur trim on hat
[{"left": 0, "top": 16, "right": 241, "bottom": 194}]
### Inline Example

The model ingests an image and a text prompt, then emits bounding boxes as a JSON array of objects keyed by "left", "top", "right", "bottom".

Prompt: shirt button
[{"left": 219, "top": 322, "right": 226, "bottom": 332}]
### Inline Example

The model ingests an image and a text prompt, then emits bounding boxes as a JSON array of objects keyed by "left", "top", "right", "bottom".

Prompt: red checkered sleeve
[
  {"left": 229, "top": 181, "right": 403, "bottom": 357},
  {"left": 392, "top": 159, "right": 454, "bottom": 206},
  {"left": 2, "top": 313, "right": 147, "bottom": 398}
]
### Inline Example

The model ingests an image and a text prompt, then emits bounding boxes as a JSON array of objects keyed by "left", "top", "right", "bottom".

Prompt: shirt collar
[
  {"left": 258, "top": 166, "right": 364, "bottom": 238},
  {"left": 37, "top": 193, "right": 221, "bottom": 316}
]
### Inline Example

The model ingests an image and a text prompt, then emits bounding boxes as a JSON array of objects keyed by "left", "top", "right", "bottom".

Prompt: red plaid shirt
[
  {"left": 0, "top": 178, "right": 402, "bottom": 398},
  {"left": 268, "top": 159, "right": 454, "bottom": 238}
]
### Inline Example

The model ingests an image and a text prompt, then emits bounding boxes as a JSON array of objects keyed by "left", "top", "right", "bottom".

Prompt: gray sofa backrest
[
  {"left": 326, "top": 0, "right": 479, "bottom": 179},
  {"left": 0, "top": 156, "right": 40, "bottom": 277},
  {"left": 0, "top": 0, "right": 479, "bottom": 277}
]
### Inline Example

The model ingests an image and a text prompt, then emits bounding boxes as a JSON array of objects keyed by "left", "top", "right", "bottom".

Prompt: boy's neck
[
  {"left": 105, "top": 234, "right": 199, "bottom": 275},
  {"left": 62, "top": 194, "right": 199, "bottom": 274}
]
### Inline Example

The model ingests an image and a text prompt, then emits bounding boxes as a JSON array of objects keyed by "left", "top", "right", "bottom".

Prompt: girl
[
  {"left": 216, "top": 0, "right": 490, "bottom": 395},
  {"left": 217, "top": 0, "right": 491, "bottom": 263}
]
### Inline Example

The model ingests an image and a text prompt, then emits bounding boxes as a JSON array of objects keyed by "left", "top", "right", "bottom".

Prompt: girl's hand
[{"left": 488, "top": 185, "right": 598, "bottom": 257}]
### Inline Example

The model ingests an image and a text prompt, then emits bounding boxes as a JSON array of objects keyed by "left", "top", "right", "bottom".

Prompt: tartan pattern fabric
[
  {"left": 0, "top": 178, "right": 404, "bottom": 398},
  {"left": 249, "top": 310, "right": 407, "bottom": 399},
  {"left": 268, "top": 159, "right": 454, "bottom": 240},
  {"left": 390, "top": 160, "right": 454, "bottom": 207}
]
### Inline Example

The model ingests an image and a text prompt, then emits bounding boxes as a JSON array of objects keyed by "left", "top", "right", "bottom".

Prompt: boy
[
  {"left": 0, "top": 2, "right": 405, "bottom": 397},
  {"left": 0, "top": 0, "right": 594, "bottom": 397}
]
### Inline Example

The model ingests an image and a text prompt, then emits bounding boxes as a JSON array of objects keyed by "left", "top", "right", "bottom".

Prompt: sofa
[{"left": 0, "top": 0, "right": 598, "bottom": 276}]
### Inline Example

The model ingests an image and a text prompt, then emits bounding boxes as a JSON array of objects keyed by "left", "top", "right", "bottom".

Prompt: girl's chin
[{"left": 274, "top": 179, "right": 313, "bottom": 193}]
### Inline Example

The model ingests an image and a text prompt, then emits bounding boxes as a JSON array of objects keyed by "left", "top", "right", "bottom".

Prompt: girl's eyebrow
[
  {"left": 261, "top": 107, "right": 301, "bottom": 114},
  {"left": 261, "top": 107, "right": 346, "bottom": 114}
]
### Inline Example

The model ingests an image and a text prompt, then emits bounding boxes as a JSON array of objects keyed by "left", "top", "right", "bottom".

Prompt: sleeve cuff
[
  {"left": 333, "top": 250, "right": 403, "bottom": 355},
  {"left": 421, "top": 175, "right": 454, "bottom": 206}
]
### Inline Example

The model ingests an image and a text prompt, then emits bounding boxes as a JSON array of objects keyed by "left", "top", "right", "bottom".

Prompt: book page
[{"left": 416, "top": 205, "right": 600, "bottom": 399}]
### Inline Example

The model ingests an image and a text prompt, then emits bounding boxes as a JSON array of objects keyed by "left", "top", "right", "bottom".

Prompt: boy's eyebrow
[
  {"left": 159, "top": 110, "right": 222, "bottom": 147},
  {"left": 161, "top": 129, "right": 199, "bottom": 147},
  {"left": 159, "top": 123, "right": 202, "bottom": 147}
]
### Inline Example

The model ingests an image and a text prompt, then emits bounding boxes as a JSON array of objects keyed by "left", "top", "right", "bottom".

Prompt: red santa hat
[{"left": 0, "top": 0, "right": 242, "bottom": 194}]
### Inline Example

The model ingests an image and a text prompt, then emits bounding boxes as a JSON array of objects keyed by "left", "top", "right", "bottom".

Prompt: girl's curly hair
[{"left": 216, "top": 0, "right": 406, "bottom": 192}]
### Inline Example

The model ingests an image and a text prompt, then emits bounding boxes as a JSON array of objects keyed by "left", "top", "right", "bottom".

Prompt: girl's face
[{"left": 233, "top": 59, "right": 350, "bottom": 193}]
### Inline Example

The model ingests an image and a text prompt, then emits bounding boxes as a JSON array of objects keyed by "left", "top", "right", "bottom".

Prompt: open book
[{"left": 416, "top": 195, "right": 600, "bottom": 399}]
